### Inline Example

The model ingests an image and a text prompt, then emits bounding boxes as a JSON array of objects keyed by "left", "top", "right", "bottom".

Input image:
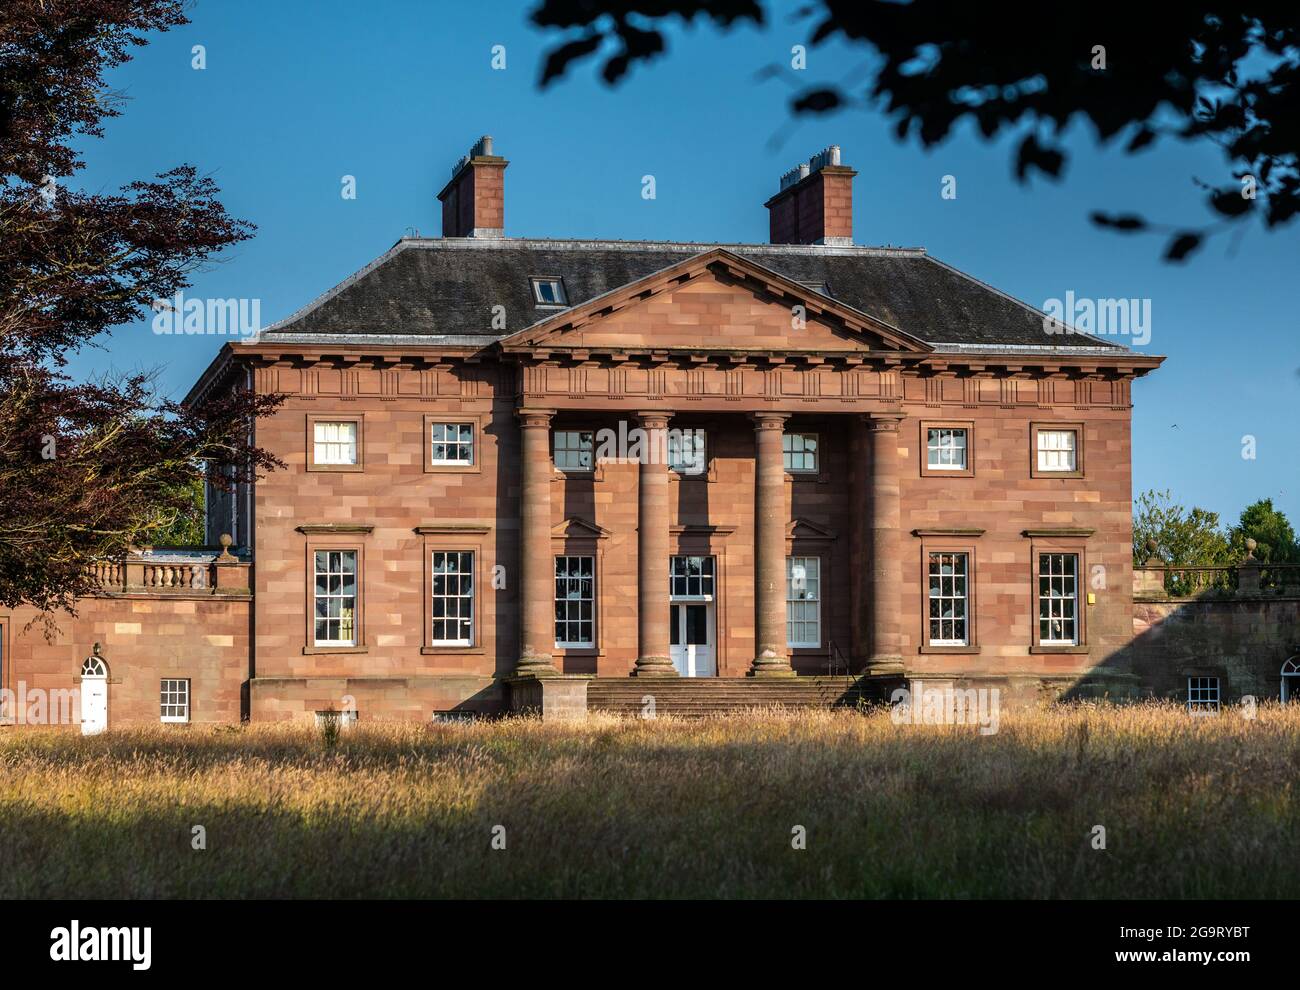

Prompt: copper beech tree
[{"left": 0, "top": 0, "right": 282, "bottom": 616}]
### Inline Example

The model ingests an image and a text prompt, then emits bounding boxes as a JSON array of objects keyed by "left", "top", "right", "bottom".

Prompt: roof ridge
[{"left": 400, "top": 236, "right": 928, "bottom": 257}]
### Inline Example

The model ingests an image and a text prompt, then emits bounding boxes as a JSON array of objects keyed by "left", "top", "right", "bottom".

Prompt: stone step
[{"left": 585, "top": 676, "right": 888, "bottom": 716}]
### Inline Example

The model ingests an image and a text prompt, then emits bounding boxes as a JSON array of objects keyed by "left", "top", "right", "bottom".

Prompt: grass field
[{"left": 1, "top": 703, "right": 1297, "bottom": 898}]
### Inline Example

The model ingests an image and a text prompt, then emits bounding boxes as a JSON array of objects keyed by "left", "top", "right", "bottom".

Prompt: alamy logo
[
  {"left": 890, "top": 679, "right": 1001, "bottom": 735},
  {"left": 50, "top": 921, "right": 152, "bottom": 971},
  {"left": 593, "top": 421, "right": 706, "bottom": 474},
  {"left": 151, "top": 291, "right": 261, "bottom": 337},
  {"left": 0, "top": 682, "right": 78, "bottom": 725},
  {"left": 1041, "top": 290, "right": 1151, "bottom": 345}
]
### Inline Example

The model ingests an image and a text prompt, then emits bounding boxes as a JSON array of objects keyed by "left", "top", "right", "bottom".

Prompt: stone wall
[
  {"left": 1, "top": 575, "right": 252, "bottom": 729},
  {"left": 1122, "top": 596, "right": 1300, "bottom": 703}
]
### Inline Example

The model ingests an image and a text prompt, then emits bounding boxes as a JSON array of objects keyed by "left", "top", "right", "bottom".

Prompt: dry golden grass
[{"left": 1, "top": 702, "right": 1297, "bottom": 898}]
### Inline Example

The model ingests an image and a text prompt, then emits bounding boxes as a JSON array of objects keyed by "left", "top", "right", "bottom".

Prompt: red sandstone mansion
[{"left": 0, "top": 138, "right": 1168, "bottom": 727}]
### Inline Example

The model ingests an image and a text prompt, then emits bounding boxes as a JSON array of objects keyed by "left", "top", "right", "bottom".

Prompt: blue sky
[{"left": 68, "top": 0, "right": 1300, "bottom": 526}]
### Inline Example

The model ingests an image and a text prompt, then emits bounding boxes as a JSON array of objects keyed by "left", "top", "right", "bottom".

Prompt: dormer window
[{"left": 531, "top": 277, "right": 568, "bottom": 306}]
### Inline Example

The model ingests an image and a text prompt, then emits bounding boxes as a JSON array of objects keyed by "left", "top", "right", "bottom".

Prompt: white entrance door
[
  {"left": 80, "top": 655, "right": 108, "bottom": 735},
  {"left": 670, "top": 602, "right": 715, "bottom": 677}
]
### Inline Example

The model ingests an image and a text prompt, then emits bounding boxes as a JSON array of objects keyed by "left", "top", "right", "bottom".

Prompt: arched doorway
[
  {"left": 1283, "top": 657, "right": 1300, "bottom": 704},
  {"left": 80, "top": 651, "right": 108, "bottom": 735}
]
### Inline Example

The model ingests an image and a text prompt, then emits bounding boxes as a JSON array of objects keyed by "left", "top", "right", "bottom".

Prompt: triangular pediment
[
  {"left": 499, "top": 249, "right": 931, "bottom": 356},
  {"left": 551, "top": 517, "right": 610, "bottom": 539},
  {"left": 788, "top": 518, "right": 836, "bottom": 541}
]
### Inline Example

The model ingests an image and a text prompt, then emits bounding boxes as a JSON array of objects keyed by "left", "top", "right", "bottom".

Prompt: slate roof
[{"left": 258, "top": 238, "right": 1127, "bottom": 352}]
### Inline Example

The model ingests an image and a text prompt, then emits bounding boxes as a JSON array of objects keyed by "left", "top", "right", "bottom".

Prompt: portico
[
  {"left": 507, "top": 398, "right": 912, "bottom": 680},
  {"left": 498, "top": 247, "right": 939, "bottom": 681}
]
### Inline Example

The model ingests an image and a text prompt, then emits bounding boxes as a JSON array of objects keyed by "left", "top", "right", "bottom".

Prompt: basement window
[
  {"left": 160, "top": 679, "right": 190, "bottom": 723},
  {"left": 531, "top": 277, "right": 568, "bottom": 307},
  {"left": 1187, "top": 676, "right": 1221, "bottom": 714}
]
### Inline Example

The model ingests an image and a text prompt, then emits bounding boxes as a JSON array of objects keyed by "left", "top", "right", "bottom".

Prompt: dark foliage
[
  {"left": 532, "top": 2, "right": 1300, "bottom": 260},
  {"left": 0, "top": 1, "right": 283, "bottom": 614}
]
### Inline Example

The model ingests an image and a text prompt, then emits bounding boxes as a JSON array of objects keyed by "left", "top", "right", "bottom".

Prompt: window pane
[
  {"left": 783, "top": 432, "right": 818, "bottom": 472},
  {"left": 160, "top": 678, "right": 190, "bottom": 722},
  {"left": 927, "top": 552, "right": 969, "bottom": 645},
  {"left": 430, "top": 422, "right": 474, "bottom": 465},
  {"left": 554, "top": 555, "right": 595, "bottom": 646},
  {"left": 313, "top": 421, "right": 358, "bottom": 465},
  {"left": 553, "top": 430, "right": 595, "bottom": 471},
  {"left": 668, "top": 429, "right": 706, "bottom": 473},
  {"left": 1037, "top": 553, "right": 1079, "bottom": 644},
  {"left": 313, "top": 550, "right": 358, "bottom": 646},
  {"left": 927, "top": 427, "right": 968, "bottom": 470},
  {"left": 1036, "top": 430, "right": 1077, "bottom": 471},
  {"left": 787, "top": 556, "right": 821, "bottom": 646},
  {"left": 431, "top": 551, "right": 474, "bottom": 645}
]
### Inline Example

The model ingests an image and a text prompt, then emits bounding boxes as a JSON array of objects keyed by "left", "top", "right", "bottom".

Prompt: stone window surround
[
  {"left": 297, "top": 525, "right": 372, "bottom": 655},
  {"left": 784, "top": 523, "right": 836, "bottom": 661},
  {"left": 551, "top": 522, "right": 609, "bottom": 661},
  {"left": 306, "top": 412, "right": 364, "bottom": 473},
  {"left": 417, "top": 525, "right": 491, "bottom": 656},
  {"left": 1027, "top": 530, "right": 1093, "bottom": 654},
  {"left": 1185, "top": 673, "right": 1223, "bottom": 713},
  {"left": 1030, "top": 420, "right": 1086, "bottom": 480},
  {"left": 1180, "top": 665, "right": 1231, "bottom": 708},
  {"left": 919, "top": 419, "right": 975, "bottom": 478},
  {"left": 423, "top": 413, "right": 485, "bottom": 475},
  {"left": 914, "top": 529, "right": 984, "bottom": 654}
]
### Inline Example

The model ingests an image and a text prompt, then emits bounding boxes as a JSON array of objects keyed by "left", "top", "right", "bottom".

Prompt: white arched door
[
  {"left": 1283, "top": 658, "right": 1300, "bottom": 704},
  {"left": 80, "top": 655, "right": 108, "bottom": 735}
]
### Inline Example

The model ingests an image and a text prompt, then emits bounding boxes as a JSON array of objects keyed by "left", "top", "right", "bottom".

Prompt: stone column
[
  {"left": 865, "top": 412, "right": 905, "bottom": 673},
  {"left": 516, "top": 408, "right": 558, "bottom": 676},
  {"left": 633, "top": 411, "right": 677, "bottom": 677},
  {"left": 750, "top": 411, "right": 794, "bottom": 676}
]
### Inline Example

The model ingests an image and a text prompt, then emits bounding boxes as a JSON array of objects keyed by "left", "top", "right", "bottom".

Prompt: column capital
[
  {"left": 516, "top": 407, "right": 556, "bottom": 428},
  {"left": 635, "top": 410, "right": 671, "bottom": 429},
  {"left": 749, "top": 410, "right": 790, "bottom": 431},
  {"left": 864, "top": 411, "right": 906, "bottom": 433}
]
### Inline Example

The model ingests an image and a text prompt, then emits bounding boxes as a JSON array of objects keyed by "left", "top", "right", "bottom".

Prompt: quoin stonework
[{"left": 7, "top": 136, "right": 1295, "bottom": 728}]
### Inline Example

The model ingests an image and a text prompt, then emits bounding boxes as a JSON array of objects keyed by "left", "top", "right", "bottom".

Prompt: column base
[
  {"left": 864, "top": 654, "right": 905, "bottom": 675},
  {"left": 514, "top": 654, "right": 560, "bottom": 678},
  {"left": 748, "top": 653, "right": 796, "bottom": 677},
  {"left": 632, "top": 656, "right": 679, "bottom": 677}
]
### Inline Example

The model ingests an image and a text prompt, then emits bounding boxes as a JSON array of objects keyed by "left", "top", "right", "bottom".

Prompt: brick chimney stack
[
  {"left": 764, "top": 145, "right": 856, "bottom": 246},
  {"left": 437, "top": 136, "right": 507, "bottom": 238}
]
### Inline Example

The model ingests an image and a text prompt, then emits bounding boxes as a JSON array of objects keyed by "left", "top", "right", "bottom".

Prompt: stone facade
[
  {"left": 0, "top": 558, "right": 251, "bottom": 728},
  {"left": 37, "top": 138, "right": 1300, "bottom": 729}
]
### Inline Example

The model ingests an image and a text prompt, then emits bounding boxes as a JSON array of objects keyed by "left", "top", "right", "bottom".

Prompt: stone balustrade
[
  {"left": 85, "top": 546, "right": 252, "bottom": 597},
  {"left": 1133, "top": 560, "right": 1300, "bottom": 599}
]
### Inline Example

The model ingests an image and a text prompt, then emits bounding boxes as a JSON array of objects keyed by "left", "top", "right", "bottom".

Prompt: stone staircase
[{"left": 586, "top": 675, "right": 898, "bottom": 717}]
